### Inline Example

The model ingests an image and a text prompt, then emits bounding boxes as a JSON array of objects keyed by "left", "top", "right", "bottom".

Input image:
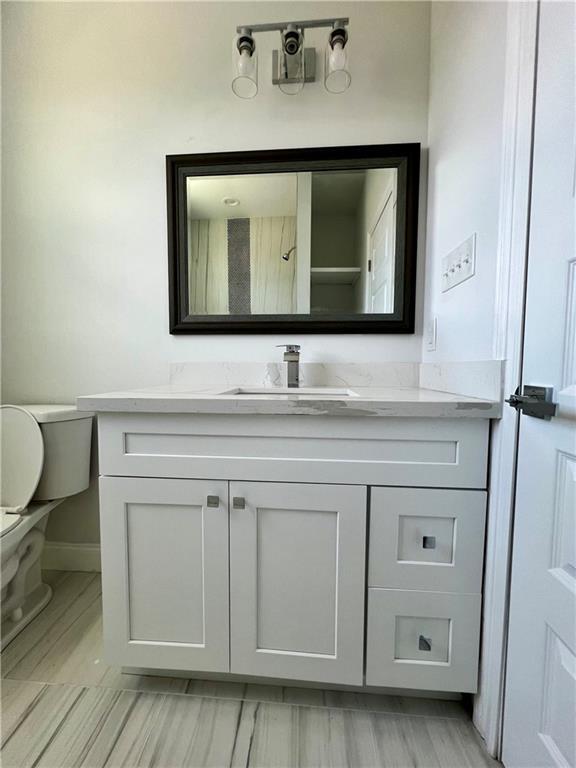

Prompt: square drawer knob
[
  {"left": 419, "top": 635, "right": 432, "bottom": 652},
  {"left": 422, "top": 535, "right": 437, "bottom": 549}
]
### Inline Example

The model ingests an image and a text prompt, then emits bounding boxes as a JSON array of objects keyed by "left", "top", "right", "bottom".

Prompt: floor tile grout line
[
  {"left": 1, "top": 677, "right": 471, "bottom": 723},
  {"left": 228, "top": 697, "right": 246, "bottom": 766},
  {"left": 29, "top": 686, "right": 89, "bottom": 768},
  {"left": 244, "top": 701, "right": 260, "bottom": 768},
  {"left": 0, "top": 682, "right": 49, "bottom": 748}
]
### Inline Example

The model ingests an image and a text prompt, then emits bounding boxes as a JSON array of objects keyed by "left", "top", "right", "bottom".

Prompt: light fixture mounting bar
[{"left": 236, "top": 18, "right": 349, "bottom": 34}]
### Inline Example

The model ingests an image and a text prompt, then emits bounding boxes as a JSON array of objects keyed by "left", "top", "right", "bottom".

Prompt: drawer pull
[
  {"left": 206, "top": 495, "right": 220, "bottom": 508},
  {"left": 232, "top": 497, "right": 246, "bottom": 509},
  {"left": 422, "top": 536, "right": 436, "bottom": 549},
  {"left": 419, "top": 635, "right": 432, "bottom": 652}
]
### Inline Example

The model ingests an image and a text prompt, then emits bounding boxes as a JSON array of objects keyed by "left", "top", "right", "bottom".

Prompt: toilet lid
[{"left": 0, "top": 406, "right": 44, "bottom": 509}]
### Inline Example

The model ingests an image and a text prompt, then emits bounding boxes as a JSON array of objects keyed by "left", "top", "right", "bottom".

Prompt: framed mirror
[{"left": 167, "top": 144, "right": 419, "bottom": 333}]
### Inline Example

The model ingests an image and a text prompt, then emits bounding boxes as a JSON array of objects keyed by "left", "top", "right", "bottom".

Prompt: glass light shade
[
  {"left": 232, "top": 42, "right": 258, "bottom": 99},
  {"left": 277, "top": 30, "right": 305, "bottom": 95},
  {"left": 325, "top": 41, "right": 351, "bottom": 94}
]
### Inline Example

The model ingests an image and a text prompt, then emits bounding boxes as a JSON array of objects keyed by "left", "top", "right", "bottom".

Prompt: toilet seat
[
  {"left": 0, "top": 406, "right": 44, "bottom": 513},
  {"left": 0, "top": 512, "right": 22, "bottom": 538},
  {"left": 0, "top": 512, "right": 23, "bottom": 537}
]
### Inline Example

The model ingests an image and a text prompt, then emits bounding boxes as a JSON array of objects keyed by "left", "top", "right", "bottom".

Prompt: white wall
[
  {"left": 422, "top": 2, "right": 507, "bottom": 362},
  {"left": 1, "top": 2, "right": 431, "bottom": 543}
]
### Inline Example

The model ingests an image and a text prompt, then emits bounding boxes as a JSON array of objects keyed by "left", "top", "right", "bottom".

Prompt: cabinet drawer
[
  {"left": 366, "top": 588, "right": 481, "bottom": 693},
  {"left": 98, "top": 413, "right": 489, "bottom": 489},
  {"left": 369, "top": 488, "right": 486, "bottom": 593}
]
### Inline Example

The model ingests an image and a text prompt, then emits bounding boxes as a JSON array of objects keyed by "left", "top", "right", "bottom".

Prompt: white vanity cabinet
[{"left": 95, "top": 411, "right": 490, "bottom": 693}]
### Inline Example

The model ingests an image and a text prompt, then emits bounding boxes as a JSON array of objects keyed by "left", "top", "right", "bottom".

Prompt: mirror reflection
[{"left": 186, "top": 168, "right": 398, "bottom": 317}]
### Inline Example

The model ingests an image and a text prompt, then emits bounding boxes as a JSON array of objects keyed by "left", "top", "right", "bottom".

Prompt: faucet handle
[{"left": 276, "top": 344, "right": 300, "bottom": 354}]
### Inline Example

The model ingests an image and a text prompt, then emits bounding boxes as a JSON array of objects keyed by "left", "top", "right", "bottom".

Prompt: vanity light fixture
[
  {"left": 222, "top": 197, "right": 240, "bottom": 207},
  {"left": 232, "top": 18, "right": 350, "bottom": 98}
]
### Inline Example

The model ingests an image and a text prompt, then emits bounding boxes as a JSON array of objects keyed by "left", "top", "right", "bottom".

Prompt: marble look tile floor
[{"left": 1, "top": 572, "right": 500, "bottom": 767}]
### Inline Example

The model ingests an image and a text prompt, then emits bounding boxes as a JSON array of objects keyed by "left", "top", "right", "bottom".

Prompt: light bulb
[
  {"left": 238, "top": 49, "right": 252, "bottom": 76},
  {"left": 329, "top": 42, "right": 346, "bottom": 71},
  {"left": 325, "top": 38, "right": 350, "bottom": 94},
  {"left": 232, "top": 34, "right": 258, "bottom": 99}
]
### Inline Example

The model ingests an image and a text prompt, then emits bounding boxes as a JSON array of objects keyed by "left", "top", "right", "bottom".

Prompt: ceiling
[
  {"left": 187, "top": 174, "right": 297, "bottom": 220},
  {"left": 186, "top": 168, "right": 397, "bottom": 221}
]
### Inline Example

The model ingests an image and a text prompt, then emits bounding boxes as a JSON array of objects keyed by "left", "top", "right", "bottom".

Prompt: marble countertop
[{"left": 77, "top": 384, "right": 501, "bottom": 418}]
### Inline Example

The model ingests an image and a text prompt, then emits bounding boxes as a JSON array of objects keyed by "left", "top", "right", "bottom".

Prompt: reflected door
[{"left": 368, "top": 187, "right": 396, "bottom": 313}]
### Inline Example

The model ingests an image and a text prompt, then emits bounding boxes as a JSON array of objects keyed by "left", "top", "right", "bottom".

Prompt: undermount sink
[{"left": 219, "top": 387, "right": 358, "bottom": 397}]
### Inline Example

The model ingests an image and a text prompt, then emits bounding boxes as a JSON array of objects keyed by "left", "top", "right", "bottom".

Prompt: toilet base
[{"left": 1, "top": 582, "right": 53, "bottom": 650}]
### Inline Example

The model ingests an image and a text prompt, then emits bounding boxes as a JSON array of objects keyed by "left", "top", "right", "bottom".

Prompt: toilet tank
[{"left": 22, "top": 406, "right": 93, "bottom": 501}]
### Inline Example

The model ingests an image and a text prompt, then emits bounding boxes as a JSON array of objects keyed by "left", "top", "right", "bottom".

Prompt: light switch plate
[{"left": 441, "top": 234, "right": 476, "bottom": 292}]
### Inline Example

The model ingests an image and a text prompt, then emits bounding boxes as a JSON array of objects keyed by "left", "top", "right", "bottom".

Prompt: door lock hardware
[
  {"left": 206, "top": 495, "right": 220, "bottom": 508},
  {"left": 232, "top": 497, "right": 246, "bottom": 509},
  {"left": 505, "top": 385, "right": 557, "bottom": 420}
]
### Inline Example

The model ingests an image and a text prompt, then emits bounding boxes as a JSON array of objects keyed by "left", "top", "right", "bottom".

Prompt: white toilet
[{"left": 0, "top": 404, "right": 93, "bottom": 648}]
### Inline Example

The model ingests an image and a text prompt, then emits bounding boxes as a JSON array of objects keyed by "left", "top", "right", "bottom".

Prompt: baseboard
[{"left": 42, "top": 541, "right": 101, "bottom": 572}]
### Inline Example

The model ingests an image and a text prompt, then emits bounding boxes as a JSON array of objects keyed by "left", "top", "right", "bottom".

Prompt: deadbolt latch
[{"left": 505, "top": 385, "right": 557, "bottom": 420}]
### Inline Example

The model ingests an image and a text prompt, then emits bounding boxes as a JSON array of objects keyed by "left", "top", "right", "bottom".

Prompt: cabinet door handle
[
  {"left": 232, "top": 497, "right": 246, "bottom": 509},
  {"left": 206, "top": 495, "right": 220, "bottom": 508},
  {"left": 422, "top": 536, "right": 436, "bottom": 549},
  {"left": 419, "top": 635, "right": 432, "bottom": 652}
]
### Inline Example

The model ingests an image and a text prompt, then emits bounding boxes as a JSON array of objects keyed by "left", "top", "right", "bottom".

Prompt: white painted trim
[
  {"left": 472, "top": 1, "right": 538, "bottom": 758},
  {"left": 42, "top": 541, "right": 101, "bottom": 572}
]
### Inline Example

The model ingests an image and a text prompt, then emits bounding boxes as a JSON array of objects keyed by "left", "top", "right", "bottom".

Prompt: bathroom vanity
[{"left": 79, "top": 378, "right": 499, "bottom": 695}]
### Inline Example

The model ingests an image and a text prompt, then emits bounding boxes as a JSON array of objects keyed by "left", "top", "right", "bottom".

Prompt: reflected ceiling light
[{"left": 232, "top": 18, "right": 350, "bottom": 98}]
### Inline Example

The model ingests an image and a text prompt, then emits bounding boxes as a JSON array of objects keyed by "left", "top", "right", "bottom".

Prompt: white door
[
  {"left": 368, "top": 188, "right": 396, "bottom": 313},
  {"left": 502, "top": 3, "right": 576, "bottom": 767},
  {"left": 99, "top": 477, "right": 229, "bottom": 672},
  {"left": 229, "top": 481, "right": 366, "bottom": 685}
]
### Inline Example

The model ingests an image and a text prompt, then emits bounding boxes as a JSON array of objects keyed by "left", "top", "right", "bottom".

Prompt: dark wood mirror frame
[{"left": 167, "top": 144, "right": 420, "bottom": 334}]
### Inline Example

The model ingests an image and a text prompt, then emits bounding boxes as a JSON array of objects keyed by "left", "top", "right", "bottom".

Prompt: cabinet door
[
  {"left": 99, "top": 476, "right": 229, "bottom": 672},
  {"left": 229, "top": 481, "right": 366, "bottom": 685}
]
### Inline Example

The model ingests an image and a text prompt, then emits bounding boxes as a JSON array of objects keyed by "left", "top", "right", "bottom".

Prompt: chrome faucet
[{"left": 277, "top": 344, "right": 301, "bottom": 388}]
